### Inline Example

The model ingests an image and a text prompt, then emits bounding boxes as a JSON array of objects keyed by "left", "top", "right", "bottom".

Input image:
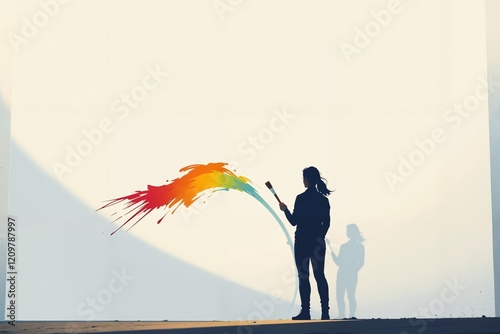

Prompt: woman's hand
[{"left": 279, "top": 202, "right": 288, "bottom": 212}]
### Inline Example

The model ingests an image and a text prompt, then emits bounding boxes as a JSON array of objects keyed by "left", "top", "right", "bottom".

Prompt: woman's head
[
  {"left": 346, "top": 224, "right": 365, "bottom": 243},
  {"left": 302, "top": 166, "right": 333, "bottom": 196}
]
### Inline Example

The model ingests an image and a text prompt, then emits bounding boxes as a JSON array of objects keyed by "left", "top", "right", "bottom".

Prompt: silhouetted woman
[
  {"left": 331, "top": 224, "right": 365, "bottom": 319},
  {"left": 279, "top": 166, "right": 333, "bottom": 320}
]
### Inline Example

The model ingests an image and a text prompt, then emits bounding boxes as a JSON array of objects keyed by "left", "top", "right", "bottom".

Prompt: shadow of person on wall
[{"left": 328, "top": 224, "right": 365, "bottom": 319}]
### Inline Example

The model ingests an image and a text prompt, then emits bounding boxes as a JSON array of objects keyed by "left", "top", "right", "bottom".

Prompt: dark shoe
[
  {"left": 321, "top": 312, "right": 330, "bottom": 320},
  {"left": 292, "top": 310, "right": 311, "bottom": 320}
]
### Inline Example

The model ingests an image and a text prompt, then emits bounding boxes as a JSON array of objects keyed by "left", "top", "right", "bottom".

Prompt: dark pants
[{"left": 294, "top": 237, "right": 329, "bottom": 311}]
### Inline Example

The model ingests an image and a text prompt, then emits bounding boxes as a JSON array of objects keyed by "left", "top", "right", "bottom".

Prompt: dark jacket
[{"left": 285, "top": 187, "right": 330, "bottom": 242}]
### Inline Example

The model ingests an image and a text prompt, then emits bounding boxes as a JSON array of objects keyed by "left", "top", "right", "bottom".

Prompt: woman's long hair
[{"left": 303, "top": 166, "right": 334, "bottom": 196}]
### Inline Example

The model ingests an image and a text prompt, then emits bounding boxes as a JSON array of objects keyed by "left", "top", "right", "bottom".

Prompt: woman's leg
[
  {"left": 312, "top": 238, "right": 329, "bottom": 315},
  {"left": 294, "top": 244, "right": 311, "bottom": 313}
]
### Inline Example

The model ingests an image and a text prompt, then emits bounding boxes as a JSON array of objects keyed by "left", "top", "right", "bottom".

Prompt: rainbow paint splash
[
  {"left": 98, "top": 162, "right": 297, "bottom": 310},
  {"left": 98, "top": 163, "right": 290, "bottom": 240}
]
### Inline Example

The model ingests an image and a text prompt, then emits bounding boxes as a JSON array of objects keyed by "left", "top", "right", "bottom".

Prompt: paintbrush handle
[{"left": 265, "top": 181, "right": 282, "bottom": 203}]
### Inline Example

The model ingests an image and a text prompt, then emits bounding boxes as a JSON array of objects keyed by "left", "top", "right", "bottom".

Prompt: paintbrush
[{"left": 265, "top": 181, "right": 282, "bottom": 204}]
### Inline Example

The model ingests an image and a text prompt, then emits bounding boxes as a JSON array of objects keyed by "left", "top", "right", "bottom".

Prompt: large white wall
[{"left": 1, "top": 0, "right": 497, "bottom": 320}]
